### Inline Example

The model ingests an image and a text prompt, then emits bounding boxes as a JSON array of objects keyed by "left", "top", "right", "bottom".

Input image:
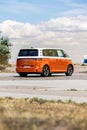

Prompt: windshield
[{"left": 18, "top": 49, "right": 38, "bottom": 56}]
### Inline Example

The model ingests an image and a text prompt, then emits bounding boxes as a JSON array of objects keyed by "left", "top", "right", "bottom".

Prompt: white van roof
[{"left": 20, "top": 48, "right": 62, "bottom": 50}]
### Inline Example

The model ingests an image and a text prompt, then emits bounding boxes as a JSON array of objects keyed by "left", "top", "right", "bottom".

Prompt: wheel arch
[
  {"left": 43, "top": 64, "right": 50, "bottom": 69},
  {"left": 41, "top": 63, "right": 50, "bottom": 71}
]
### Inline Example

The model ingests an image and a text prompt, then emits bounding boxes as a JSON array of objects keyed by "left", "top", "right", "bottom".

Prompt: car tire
[
  {"left": 19, "top": 73, "right": 27, "bottom": 77},
  {"left": 65, "top": 65, "right": 73, "bottom": 76},
  {"left": 41, "top": 65, "right": 50, "bottom": 77}
]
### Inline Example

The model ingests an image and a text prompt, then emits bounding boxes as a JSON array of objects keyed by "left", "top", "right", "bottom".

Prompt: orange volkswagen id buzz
[{"left": 16, "top": 48, "right": 74, "bottom": 77}]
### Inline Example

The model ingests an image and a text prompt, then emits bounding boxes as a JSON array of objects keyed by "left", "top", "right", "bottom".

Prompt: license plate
[{"left": 24, "top": 66, "right": 30, "bottom": 68}]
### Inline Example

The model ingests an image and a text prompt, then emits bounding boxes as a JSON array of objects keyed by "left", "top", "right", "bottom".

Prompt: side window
[
  {"left": 57, "top": 50, "right": 64, "bottom": 57},
  {"left": 43, "top": 49, "right": 58, "bottom": 57},
  {"left": 57, "top": 50, "right": 69, "bottom": 57},
  {"left": 62, "top": 50, "right": 69, "bottom": 57},
  {"left": 43, "top": 49, "right": 49, "bottom": 56}
]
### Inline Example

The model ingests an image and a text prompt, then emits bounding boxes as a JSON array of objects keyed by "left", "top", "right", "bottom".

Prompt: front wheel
[
  {"left": 41, "top": 65, "right": 50, "bottom": 77},
  {"left": 65, "top": 65, "right": 73, "bottom": 76}
]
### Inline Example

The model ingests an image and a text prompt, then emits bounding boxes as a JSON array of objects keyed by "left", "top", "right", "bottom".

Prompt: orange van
[{"left": 16, "top": 48, "right": 74, "bottom": 77}]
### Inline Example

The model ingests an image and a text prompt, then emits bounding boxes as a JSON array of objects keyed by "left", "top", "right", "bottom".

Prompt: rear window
[{"left": 18, "top": 49, "right": 38, "bottom": 56}]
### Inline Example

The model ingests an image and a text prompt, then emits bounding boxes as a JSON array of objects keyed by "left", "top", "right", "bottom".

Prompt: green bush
[{"left": 0, "top": 33, "right": 12, "bottom": 66}]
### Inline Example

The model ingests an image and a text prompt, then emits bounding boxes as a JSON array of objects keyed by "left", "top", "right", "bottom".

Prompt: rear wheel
[
  {"left": 19, "top": 73, "right": 27, "bottom": 77},
  {"left": 65, "top": 65, "right": 73, "bottom": 76},
  {"left": 41, "top": 65, "right": 50, "bottom": 77}
]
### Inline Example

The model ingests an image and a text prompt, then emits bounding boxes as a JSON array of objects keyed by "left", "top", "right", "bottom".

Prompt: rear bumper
[{"left": 16, "top": 66, "right": 42, "bottom": 73}]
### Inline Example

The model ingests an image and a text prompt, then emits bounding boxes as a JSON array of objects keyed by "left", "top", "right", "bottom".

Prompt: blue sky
[
  {"left": 0, "top": 0, "right": 87, "bottom": 63},
  {"left": 0, "top": 0, "right": 87, "bottom": 24}
]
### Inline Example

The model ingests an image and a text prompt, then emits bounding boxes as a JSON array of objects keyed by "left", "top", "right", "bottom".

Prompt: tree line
[{"left": 0, "top": 32, "right": 11, "bottom": 66}]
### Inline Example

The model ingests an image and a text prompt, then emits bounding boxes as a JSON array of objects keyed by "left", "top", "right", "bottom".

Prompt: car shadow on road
[{"left": 13, "top": 73, "right": 71, "bottom": 80}]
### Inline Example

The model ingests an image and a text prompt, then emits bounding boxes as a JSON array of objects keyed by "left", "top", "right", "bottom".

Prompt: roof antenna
[{"left": 31, "top": 46, "right": 34, "bottom": 49}]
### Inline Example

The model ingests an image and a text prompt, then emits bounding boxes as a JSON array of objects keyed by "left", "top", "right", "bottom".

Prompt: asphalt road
[
  {"left": 0, "top": 72, "right": 87, "bottom": 81},
  {"left": 0, "top": 65, "right": 87, "bottom": 103}
]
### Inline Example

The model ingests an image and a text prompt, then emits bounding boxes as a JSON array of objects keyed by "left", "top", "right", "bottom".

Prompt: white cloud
[
  {"left": 0, "top": 16, "right": 87, "bottom": 45},
  {"left": 0, "top": 16, "right": 87, "bottom": 63}
]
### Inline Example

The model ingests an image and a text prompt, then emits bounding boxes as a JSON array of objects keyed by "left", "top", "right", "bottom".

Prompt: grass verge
[{"left": 0, "top": 97, "right": 87, "bottom": 130}]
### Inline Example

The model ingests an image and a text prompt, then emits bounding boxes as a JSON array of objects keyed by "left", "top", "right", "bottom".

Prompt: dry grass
[
  {"left": 0, "top": 97, "right": 87, "bottom": 130},
  {"left": 0, "top": 64, "right": 15, "bottom": 73}
]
